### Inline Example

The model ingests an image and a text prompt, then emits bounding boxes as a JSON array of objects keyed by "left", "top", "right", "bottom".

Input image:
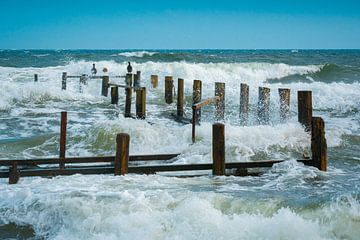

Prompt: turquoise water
[{"left": 0, "top": 49, "right": 359, "bottom": 239}]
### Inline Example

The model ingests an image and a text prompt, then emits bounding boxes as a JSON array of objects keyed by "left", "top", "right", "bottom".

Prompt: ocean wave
[
  {"left": 33, "top": 54, "right": 50, "bottom": 57},
  {"left": 0, "top": 174, "right": 359, "bottom": 239},
  {"left": 114, "top": 51, "right": 158, "bottom": 58}
]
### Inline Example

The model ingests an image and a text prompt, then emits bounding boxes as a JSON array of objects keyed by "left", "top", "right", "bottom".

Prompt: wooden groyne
[
  {"left": 0, "top": 110, "right": 327, "bottom": 184},
  {"left": 32, "top": 71, "right": 315, "bottom": 142}
]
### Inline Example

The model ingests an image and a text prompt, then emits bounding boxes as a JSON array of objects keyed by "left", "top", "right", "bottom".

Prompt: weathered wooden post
[
  {"left": 34, "top": 74, "right": 38, "bottom": 82},
  {"left": 126, "top": 73, "right": 133, "bottom": 87},
  {"left": 192, "top": 107, "right": 196, "bottom": 143},
  {"left": 9, "top": 161, "right": 20, "bottom": 184},
  {"left": 111, "top": 86, "right": 119, "bottom": 104},
  {"left": 151, "top": 75, "right": 158, "bottom": 88},
  {"left": 165, "top": 76, "right": 173, "bottom": 104},
  {"left": 215, "top": 82, "right": 225, "bottom": 121},
  {"left": 193, "top": 80, "right": 202, "bottom": 124},
  {"left": 136, "top": 87, "right": 146, "bottom": 119},
  {"left": 101, "top": 76, "right": 109, "bottom": 97},
  {"left": 298, "top": 91, "right": 312, "bottom": 131},
  {"left": 125, "top": 87, "right": 132, "bottom": 118},
  {"left": 258, "top": 87, "right": 270, "bottom": 125},
  {"left": 279, "top": 88, "right": 290, "bottom": 121},
  {"left": 79, "top": 74, "right": 86, "bottom": 93},
  {"left": 311, "top": 117, "right": 327, "bottom": 171},
  {"left": 213, "top": 123, "right": 225, "bottom": 176},
  {"left": 115, "top": 133, "right": 130, "bottom": 175},
  {"left": 134, "top": 71, "right": 141, "bottom": 89},
  {"left": 177, "top": 78, "right": 184, "bottom": 117},
  {"left": 59, "top": 111, "right": 67, "bottom": 170},
  {"left": 240, "top": 83, "right": 249, "bottom": 125},
  {"left": 133, "top": 72, "right": 139, "bottom": 90},
  {"left": 62, "top": 72, "right": 67, "bottom": 90}
]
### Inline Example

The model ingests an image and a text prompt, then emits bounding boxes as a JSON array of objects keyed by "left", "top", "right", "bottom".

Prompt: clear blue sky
[{"left": 1, "top": 0, "right": 359, "bottom": 49}]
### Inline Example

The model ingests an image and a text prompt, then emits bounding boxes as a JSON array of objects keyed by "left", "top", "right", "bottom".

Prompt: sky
[{"left": 0, "top": 0, "right": 359, "bottom": 49}]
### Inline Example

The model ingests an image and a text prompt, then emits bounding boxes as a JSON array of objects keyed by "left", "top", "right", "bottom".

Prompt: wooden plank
[
  {"left": 0, "top": 159, "right": 313, "bottom": 179},
  {"left": 129, "top": 164, "right": 213, "bottom": 173},
  {"left": 19, "top": 167, "right": 114, "bottom": 177},
  {"left": 192, "top": 97, "right": 219, "bottom": 110},
  {"left": 130, "top": 154, "right": 179, "bottom": 161},
  {"left": 0, "top": 154, "right": 180, "bottom": 166}
]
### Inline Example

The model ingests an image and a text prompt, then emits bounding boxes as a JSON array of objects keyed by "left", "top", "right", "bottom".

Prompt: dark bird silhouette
[
  {"left": 127, "top": 62, "right": 133, "bottom": 73},
  {"left": 91, "top": 63, "right": 97, "bottom": 75}
]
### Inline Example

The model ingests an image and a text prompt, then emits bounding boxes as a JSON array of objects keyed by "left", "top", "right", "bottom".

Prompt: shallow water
[{"left": 0, "top": 50, "right": 359, "bottom": 239}]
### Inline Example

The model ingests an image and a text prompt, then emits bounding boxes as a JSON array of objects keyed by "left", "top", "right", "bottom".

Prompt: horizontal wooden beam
[
  {"left": 0, "top": 159, "right": 312, "bottom": 178},
  {"left": 0, "top": 154, "right": 180, "bottom": 166},
  {"left": 192, "top": 96, "right": 219, "bottom": 110}
]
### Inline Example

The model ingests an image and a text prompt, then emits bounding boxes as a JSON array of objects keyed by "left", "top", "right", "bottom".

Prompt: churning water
[{"left": 0, "top": 50, "right": 359, "bottom": 239}]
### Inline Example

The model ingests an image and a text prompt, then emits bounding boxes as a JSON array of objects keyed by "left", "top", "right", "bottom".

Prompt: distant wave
[
  {"left": 33, "top": 54, "right": 50, "bottom": 57},
  {"left": 113, "top": 51, "right": 158, "bottom": 58}
]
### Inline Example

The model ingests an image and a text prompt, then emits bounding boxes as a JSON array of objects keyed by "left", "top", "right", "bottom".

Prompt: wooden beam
[{"left": 192, "top": 97, "right": 219, "bottom": 110}]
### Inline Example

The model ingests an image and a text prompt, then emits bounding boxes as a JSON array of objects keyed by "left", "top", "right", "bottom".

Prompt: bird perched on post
[
  {"left": 127, "top": 62, "right": 132, "bottom": 73},
  {"left": 91, "top": 63, "right": 97, "bottom": 75}
]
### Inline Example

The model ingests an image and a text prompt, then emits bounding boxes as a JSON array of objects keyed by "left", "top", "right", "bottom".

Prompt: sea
[{"left": 0, "top": 49, "right": 359, "bottom": 239}]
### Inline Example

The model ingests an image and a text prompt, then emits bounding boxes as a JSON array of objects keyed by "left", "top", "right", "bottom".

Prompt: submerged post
[
  {"left": 215, "top": 82, "right": 225, "bottom": 121},
  {"left": 258, "top": 87, "right": 270, "bottom": 125},
  {"left": 213, "top": 123, "right": 225, "bottom": 176},
  {"left": 115, "top": 133, "right": 130, "bottom": 175},
  {"left": 101, "top": 76, "right": 109, "bottom": 97},
  {"left": 59, "top": 111, "right": 67, "bottom": 170},
  {"left": 111, "top": 86, "right": 119, "bottom": 104},
  {"left": 279, "top": 88, "right": 290, "bottom": 121},
  {"left": 151, "top": 75, "right": 158, "bottom": 88},
  {"left": 136, "top": 87, "right": 146, "bottom": 119},
  {"left": 165, "top": 76, "right": 173, "bottom": 104},
  {"left": 311, "top": 117, "right": 327, "bottom": 171},
  {"left": 34, "top": 74, "right": 38, "bottom": 82},
  {"left": 62, "top": 72, "right": 67, "bottom": 90},
  {"left": 125, "top": 87, "right": 132, "bottom": 117},
  {"left": 298, "top": 91, "right": 312, "bottom": 131},
  {"left": 240, "top": 83, "right": 249, "bottom": 125},
  {"left": 193, "top": 80, "right": 202, "bottom": 124},
  {"left": 177, "top": 78, "right": 184, "bottom": 117},
  {"left": 9, "top": 161, "right": 20, "bottom": 184}
]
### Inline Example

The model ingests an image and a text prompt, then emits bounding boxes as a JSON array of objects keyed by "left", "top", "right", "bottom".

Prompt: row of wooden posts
[
  {"left": 0, "top": 110, "right": 327, "bottom": 184},
  {"left": 58, "top": 72, "right": 312, "bottom": 132}
]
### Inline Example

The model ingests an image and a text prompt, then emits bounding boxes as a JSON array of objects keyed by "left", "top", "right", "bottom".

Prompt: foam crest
[
  {"left": 115, "top": 51, "right": 158, "bottom": 57},
  {"left": 1, "top": 174, "right": 358, "bottom": 239}
]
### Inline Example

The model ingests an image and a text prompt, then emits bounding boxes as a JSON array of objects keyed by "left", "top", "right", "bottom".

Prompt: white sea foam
[
  {"left": 0, "top": 174, "right": 359, "bottom": 239},
  {"left": 114, "top": 51, "right": 158, "bottom": 57}
]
